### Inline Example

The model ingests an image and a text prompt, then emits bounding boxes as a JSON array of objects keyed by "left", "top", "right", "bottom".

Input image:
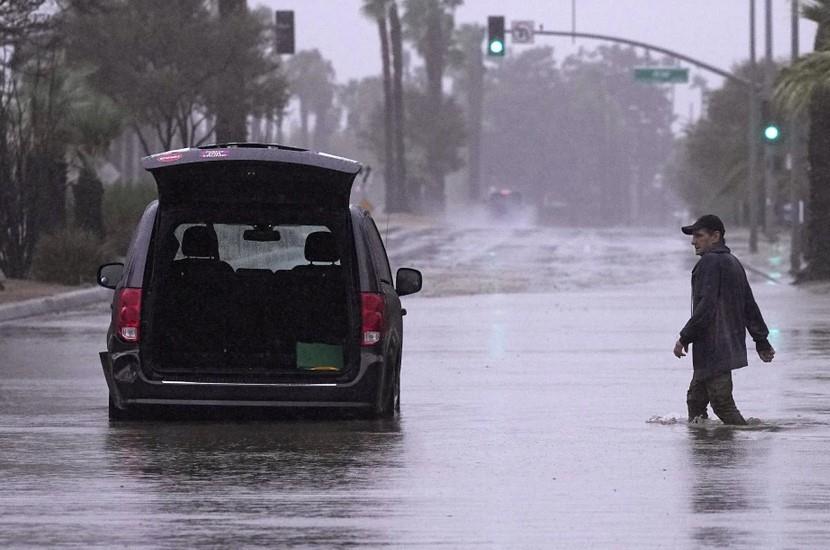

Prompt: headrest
[
  {"left": 181, "top": 226, "right": 219, "bottom": 259},
  {"left": 304, "top": 231, "right": 339, "bottom": 263}
]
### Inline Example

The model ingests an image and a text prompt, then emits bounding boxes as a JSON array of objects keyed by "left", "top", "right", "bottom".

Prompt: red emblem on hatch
[{"left": 157, "top": 153, "right": 182, "bottom": 162}]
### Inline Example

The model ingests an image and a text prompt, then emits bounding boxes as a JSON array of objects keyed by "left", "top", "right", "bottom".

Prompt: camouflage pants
[{"left": 686, "top": 371, "right": 747, "bottom": 425}]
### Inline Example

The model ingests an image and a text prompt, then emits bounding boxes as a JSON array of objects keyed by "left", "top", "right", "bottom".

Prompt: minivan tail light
[
  {"left": 361, "top": 292, "right": 385, "bottom": 346},
  {"left": 116, "top": 288, "right": 142, "bottom": 343}
]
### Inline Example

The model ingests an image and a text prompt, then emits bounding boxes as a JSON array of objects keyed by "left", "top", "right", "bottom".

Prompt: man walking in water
[{"left": 673, "top": 215, "right": 775, "bottom": 425}]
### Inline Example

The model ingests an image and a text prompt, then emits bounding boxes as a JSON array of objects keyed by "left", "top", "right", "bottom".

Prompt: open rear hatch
[
  {"left": 141, "top": 144, "right": 363, "bottom": 382},
  {"left": 145, "top": 144, "right": 361, "bottom": 208}
]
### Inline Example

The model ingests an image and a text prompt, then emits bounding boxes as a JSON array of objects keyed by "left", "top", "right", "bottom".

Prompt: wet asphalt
[{"left": 2, "top": 224, "right": 830, "bottom": 548}]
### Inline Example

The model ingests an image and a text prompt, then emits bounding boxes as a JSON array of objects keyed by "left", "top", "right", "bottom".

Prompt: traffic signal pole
[
  {"left": 749, "top": 0, "right": 760, "bottom": 253},
  {"left": 763, "top": 0, "right": 776, "bottom": 237},
  {"left": 790, "top": 0, "right": 805, "bottom": 274}
]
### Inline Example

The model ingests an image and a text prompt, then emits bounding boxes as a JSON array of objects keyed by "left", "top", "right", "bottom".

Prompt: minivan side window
[{"left": 365, "top": 218, "right": 393, "bottom": 284}]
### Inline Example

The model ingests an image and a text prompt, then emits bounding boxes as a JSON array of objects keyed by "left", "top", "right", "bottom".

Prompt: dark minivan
[{"left": 97, "top": 144, "right": 422, "bottom": 419}]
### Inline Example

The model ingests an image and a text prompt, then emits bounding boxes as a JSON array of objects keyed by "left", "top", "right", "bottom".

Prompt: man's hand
[
  {"left": 758, "top": 345, "right": 775, "bottom": 363},
  {"left": 673, "top": 339, "right": 688, "bottom": 358}
]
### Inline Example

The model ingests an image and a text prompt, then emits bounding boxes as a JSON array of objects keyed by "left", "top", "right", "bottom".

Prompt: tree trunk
[
  {"left": 388, "top": 2, "right": 408, "bottom": 212},
  {"left": 31, "top": 154, "right": 67, "bottom": 234},
  {"left": 312, "top": 104, "right": 331, "bottom": 151},
  {"left": 214, "top": 0, "right": 248, "bottom": 143},
  {"left": 800, "top": 17, "right": 830, "bottom": 281},
  {"left": 804, "top": 87, "right": 830, "bottom": 279},
  {"left": 424, "top": 2, "right": 445, "bottom": 211},
  {"left": 376, "top": 12, "right": 398, "bottom": 212},
  {"left": 73, "top": 164, "right": 104, "bottom": 239},
  {"left": 466, "top": 27, "right": 484, "bottom": 202},
  {"left": 299, "top": 100, "right": 310, "bottom": 148}
]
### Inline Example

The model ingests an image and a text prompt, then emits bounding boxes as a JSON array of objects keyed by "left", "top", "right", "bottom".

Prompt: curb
[{"left": 0, "top": 286, "right": 111, "bottom": 324}]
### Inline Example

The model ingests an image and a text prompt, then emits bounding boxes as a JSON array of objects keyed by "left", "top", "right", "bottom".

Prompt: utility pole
[
  {"left": 790, "top": 0, "right": 805, "bottom": 274},
  {"left": 763, "top": 0, "right": 776, "bottom": 236},
  {"left": 571, "top": 0, "right": 576, "bottom": 43},
  {"left": 749, "top": 0, "right": 760, "bottom": 253}
]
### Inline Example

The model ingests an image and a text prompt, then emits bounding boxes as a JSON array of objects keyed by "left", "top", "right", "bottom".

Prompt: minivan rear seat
[
  {"left": 227, "top": 268, "right": 277, "bottom": 362},
  {"left": 163, "top": 226, "right": 233, "bottom": 363},
  {"left": 289, "top": 232, "right": 346, "bottom": 343}
]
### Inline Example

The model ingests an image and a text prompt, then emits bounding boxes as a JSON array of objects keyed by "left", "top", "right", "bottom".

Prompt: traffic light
[
  {"left": 763, "top": 122, "right": 781, "bottom": 143},
  {"left": 761, "top": 100, "right": 781, "bottom": 143},
  {"left": 487, "top": 16, "right": 505, "bottom": 56},
  {"left": 275, "top": 10, "right": 295, "bottom": 54}
]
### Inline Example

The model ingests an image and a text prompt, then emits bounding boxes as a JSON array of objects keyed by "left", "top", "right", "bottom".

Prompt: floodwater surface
[{"left": 1, "top": 226, "right": 829, "bottom": 548}]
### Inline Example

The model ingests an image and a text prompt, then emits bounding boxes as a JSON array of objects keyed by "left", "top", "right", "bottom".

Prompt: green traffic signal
[
  {"left": 488, "top": 39, "right": 504, "bottom": 55},
  {"left": 487, "top": 16, "right": 505, "bottom": 57},
  {"left": 763, "top": 124, "right": 781, "bottom": 142}
]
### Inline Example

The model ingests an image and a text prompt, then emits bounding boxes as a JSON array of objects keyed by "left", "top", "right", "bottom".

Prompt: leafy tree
[
  {"left": 481, "top": 46, "right": 674, "bottom": 224},
  {"left": 64, "top": 71, "right": 122, "bottom": 238},
  {"left": 405, "top": 88, "right": 465, "bottom": 198},
  {"left": 66, "top": 0, "right": 288, "bottom": 153},
  {"left": 388, "top": 1, "right": 408, "bottom": 211},
  {"left": 483, "top": 47, "right": 565, "bottom": 209},
  {"left": 774, "top": 0, "right": 830, "bottom": 280},
  {"left": 403, "top": 0, "right": 463, "bottom": 211},
  {"left": 670, "top": 77, "right": 749, "bottom": 219},
  {"left": 285, "top": 49, "right": 337, "bottom": 151},
  {"left": 452, "top": 23, "right": 484, "bottom": 200},
  {"left": 562, "top": 47, "right": 674, "bottom": 223},
  {"left": 214, "top": 0, "right": 248, "bottom": 142},
  {"left": 339, "top": 77, "right": 384, "bottom": 154},
  {"left": 669, "top": 62, "right": 792, "bottom": 225},
  {"left": 361, "top": 0, "right": 398, "bottom": 209},
  {"left": 0, "top": 3, "right": 70, "bottom": 277}
]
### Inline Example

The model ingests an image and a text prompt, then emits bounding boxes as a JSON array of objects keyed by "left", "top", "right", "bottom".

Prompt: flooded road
[{"left": 2, "top": 225, "right": 830, "bottom": 548}]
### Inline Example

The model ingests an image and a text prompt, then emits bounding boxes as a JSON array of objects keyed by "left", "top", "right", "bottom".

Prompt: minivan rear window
[{"left": 172, "top": 223, "right": 338, "bottom": 271}]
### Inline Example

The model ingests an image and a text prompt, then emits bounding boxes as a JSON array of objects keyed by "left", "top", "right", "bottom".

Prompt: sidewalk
[
  {"left": 0, "top": 279, "right": 76, "bottom": 305},
  {"left": 0, "top": 279, "right": 110, "bottom": 323},
  {"left": 727, "top": 228, "right": 794, "bottom": 285}
]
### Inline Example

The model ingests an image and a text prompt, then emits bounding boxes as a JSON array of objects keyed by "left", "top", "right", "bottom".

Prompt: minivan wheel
[
  {"left": 393, "top": 366, "right": 401, "bottom": 413},
  {"left": 376, "top": 365, "right": 400, "bottom": 419}
]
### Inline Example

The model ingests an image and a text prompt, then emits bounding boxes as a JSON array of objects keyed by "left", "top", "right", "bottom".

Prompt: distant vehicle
[
  {"left": 97, "top": 144, "right": 422, "bottom": 419},
  {"left": 486, "top": 188, "right": 523, "bottom": 218}
]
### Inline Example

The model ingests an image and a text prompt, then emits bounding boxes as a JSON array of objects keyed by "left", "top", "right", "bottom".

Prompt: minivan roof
[{"left": 141, "top": 143, "right": 362, "bottom": 175}]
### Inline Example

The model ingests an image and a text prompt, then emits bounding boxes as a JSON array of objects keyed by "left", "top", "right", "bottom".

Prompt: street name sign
[
  {"left": 511, "top": 21, "right": 535, "bottom": 44},
  {"left": 633, "top": 67, "right": 688, "bottom": 84}
]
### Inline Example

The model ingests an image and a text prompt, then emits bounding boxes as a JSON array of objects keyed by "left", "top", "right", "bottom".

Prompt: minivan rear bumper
[{"left": 101, "top": 351, "right": 384, "bottom": 410}]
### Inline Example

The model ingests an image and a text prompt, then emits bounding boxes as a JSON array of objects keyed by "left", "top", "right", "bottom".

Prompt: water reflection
[
  {"left": 686, "top": 426, "right": 759, "bottom": 548},
  {"left": 103, "top": 419, "right": 404, "bottom": 546}
]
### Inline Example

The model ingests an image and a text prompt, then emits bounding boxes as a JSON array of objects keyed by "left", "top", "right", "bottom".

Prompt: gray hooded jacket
[{"left": 679, "top": 243, "right": 771, "bottom": 379}]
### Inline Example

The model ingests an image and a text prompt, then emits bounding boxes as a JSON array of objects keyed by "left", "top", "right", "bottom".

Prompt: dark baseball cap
[{"left": 681, "top": 214, "right": 725, "bottom": 235}]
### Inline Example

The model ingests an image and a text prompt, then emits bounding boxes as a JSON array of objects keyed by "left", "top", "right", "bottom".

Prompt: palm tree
[
  {"left": 388, "top": 1, "right": 409, "bottom": 212},
  {"left": 453, "top": 24, "right": 485, "bottom": 201},
  {"left": 403, "top": 0, "right": 463, "bottom": 211},
  {"left": 215, "top": 0, "right": 248, "bottom": 142},
  {"left": 361, "top": 0, "right": 399, "bottom": 211},
  {"left": 285, "top": 49, "right": 336, "bottom": 149},
  {"left": 775, "top": 0, "right": 830, "bottom": 280}
]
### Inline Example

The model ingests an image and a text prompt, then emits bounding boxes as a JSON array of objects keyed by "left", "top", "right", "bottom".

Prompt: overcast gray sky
[{"left": 258, "top": 1, "right": 817, "bottom": 126}]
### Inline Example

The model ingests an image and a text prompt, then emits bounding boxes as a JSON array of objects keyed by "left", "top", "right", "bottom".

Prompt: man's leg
[
  {"left": 686, "top": 376, "right": 709, "bottom": 422},
  {"left": 706, "top": 371, "right": 747, "bottom": 426}
]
